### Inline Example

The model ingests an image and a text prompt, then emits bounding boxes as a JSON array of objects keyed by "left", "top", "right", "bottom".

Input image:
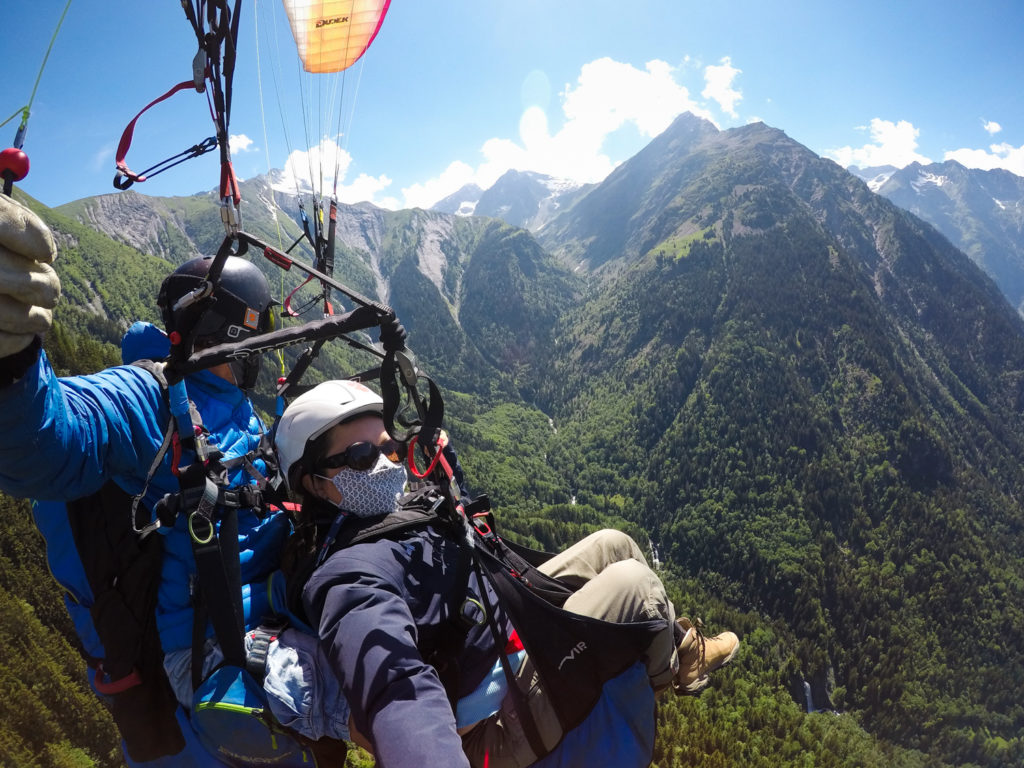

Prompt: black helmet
[{"left": 158, "top": 255, "right": 274, "bottom": 348}]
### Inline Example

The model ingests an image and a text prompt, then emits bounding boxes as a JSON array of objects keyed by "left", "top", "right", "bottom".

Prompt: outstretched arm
[
  {"left": 305, "top": 546, "right": 471, "bottom": 768},
  {"left": 0, "top": 347, "right": 168, "bottom": 501},
  {"left": 0, "top": 194, "right": 168, "bottom": 501}
]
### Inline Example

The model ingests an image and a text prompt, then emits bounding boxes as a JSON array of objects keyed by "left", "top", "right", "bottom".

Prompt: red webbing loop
[
  {"left": 283, "top": 274, "right": 317, "bottom": 317},
  {"left": 406, "top": 434, "right": 443, "bottom": 480},
  {"left": 170, "top": 432, "right": 183, "bottom": 477},
  {"left": 114, "top": 80, "right": 198, "bottom": 182},
  {"left": 505, "top": 629, "right": 524, "bottom": 655},
  {"left": 94, "top": 664, "right": 142, "bottom": 695}
]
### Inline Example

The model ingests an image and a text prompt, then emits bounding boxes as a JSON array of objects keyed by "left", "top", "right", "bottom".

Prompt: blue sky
[{"left": 3, "top": 1, "right": 1022, "bottom": 210}]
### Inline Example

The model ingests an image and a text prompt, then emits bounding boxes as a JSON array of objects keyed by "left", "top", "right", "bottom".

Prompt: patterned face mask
[{"left": 319, "top": 452, "right": 407, "bottom": 518}]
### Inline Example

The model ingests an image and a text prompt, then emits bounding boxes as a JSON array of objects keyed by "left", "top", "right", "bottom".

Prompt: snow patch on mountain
[
  {"left": 541, "top": 176, "right": 584, "bottom": 196},
  {"left": 990, "top": 198, "right": 1021, "bottom": 212},
  {"left": 866, "top": 171, "right": 895, "bottom": 192},
  {"left": 911, "top": 171, "right": 949, "bottom": 193},
  {"left": 848, "top": 165, "right": 898, "bottom": 193},
  {"left": 432, "top": 183, "right": 484, "bottom": 217}
]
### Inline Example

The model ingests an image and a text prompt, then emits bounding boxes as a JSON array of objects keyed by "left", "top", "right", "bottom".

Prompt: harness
[
  {"left": 64, "top": 480, "right": 185, "bottom": 762},
  {"left": 291, "top": 484, "right": 665, "bottom": 761},
  {"left": 138, "top": 362, "right": 282, "bottom": 688},
  {"left": 63, "top": 358, "right": 295, "bottom": 762}
]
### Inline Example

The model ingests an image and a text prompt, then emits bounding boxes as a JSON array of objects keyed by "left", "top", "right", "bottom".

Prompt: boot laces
[
  {"left": 692, "top": 617, "right": 708, "bottom": 671},
  {"left": 671, "top": 616, "right": 709, "bottom": 695}
]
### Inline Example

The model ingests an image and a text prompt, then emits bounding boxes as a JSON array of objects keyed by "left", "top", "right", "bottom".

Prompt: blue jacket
[
  {"left": 303, "top": 518, "right": 506, "bottom": 768},
  {"left": 0, "top": 322, "right": 290, "bottom": 655}
]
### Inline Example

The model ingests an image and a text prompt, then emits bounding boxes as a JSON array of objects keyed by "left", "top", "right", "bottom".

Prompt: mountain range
[
  {"left": 850, "top": 160, "right": 1024, "bottom": 315},
  {"left": 2, "top": 112, "right": 1024, "bottom": 767},
  {"left": 431, "top": 169, "right": 590, "bottom": 231}
]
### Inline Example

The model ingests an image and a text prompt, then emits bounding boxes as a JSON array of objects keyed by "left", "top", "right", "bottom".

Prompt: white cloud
[
  {"left": 402, "top": 161, "right": 476, "bottom": 210},
  {"left": 945, "top": 142, "right": 1024, "bottom": 176},
  {"left": 341, "top": 172, "right": 397, "bottom": 207},
  {"left": 824, "top": 118, "right": 931, "bottom": 169},
  {"left": 822, "top": 117, "right": 1024, "bottom": 176},
  {"left": 275, "top": 137, "right": 395, "bottom": 205},
  {"left": 277, "top": 138, "right": 350, "bottom": 195},
  {"left": 562, "top": 58, "right": 710, "bottom": 140},
  {"left": 397, "top": 57, "right": 719, "bottom": 209},
  {"left": 702, "top": 57, "right": 742, "bottom": 117},
  {"left": 229, "top": 134, "right": 256, "bottom": 153}
]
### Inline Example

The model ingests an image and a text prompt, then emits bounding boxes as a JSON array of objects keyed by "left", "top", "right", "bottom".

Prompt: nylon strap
[
  {"left": 114, "top": 80, "right": 197, "bottom": 185},
  {"left": 467, "top": 539, "right": 549, "bottom": 758},
  {"left": 190, "top": 476, "right": 246, "bottom": 670}
]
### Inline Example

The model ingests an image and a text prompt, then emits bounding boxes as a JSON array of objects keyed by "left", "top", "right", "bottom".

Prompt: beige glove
[{"left": 0, "top": 194, "right": 60, "bottom": 357}]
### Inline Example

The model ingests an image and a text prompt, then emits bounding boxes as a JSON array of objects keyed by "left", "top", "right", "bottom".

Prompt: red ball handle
[
  {"left": 1, "top": 147, "right": 29, "bottom": 195},
  {"left": 0, "top": 147, "right": 30, "bottom": 182}
]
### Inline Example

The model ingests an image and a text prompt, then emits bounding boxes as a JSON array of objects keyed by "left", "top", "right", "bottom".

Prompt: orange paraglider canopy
[{"left": 282, "top": 0, "right": 391, "bottom": 74}]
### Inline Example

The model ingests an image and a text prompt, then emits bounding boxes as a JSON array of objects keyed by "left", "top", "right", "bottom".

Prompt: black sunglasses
[{"left": 317, "top": 439, "right": 405, "bottom": 473}]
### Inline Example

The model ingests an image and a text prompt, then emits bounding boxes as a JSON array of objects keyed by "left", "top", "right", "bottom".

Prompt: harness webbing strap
[
  {"left": 379, "top": 349, "right": 443, "bottom": 444},
  {"left": 114, "top": 80, "right": 197, "bottom": 185},
  {"left": 127, "top": 360, "right": 176, "bottom": 535},
  {"left": 426, "top": 537, "right": 475, "bottom": 716},
  {"left": 217, "top": 484, "right": 262, "bottom": 510},
  {"left": 469, "top": 549, "right": 550, "bottom": 759},
  {"left": 190, "top": 474, "right": 247, "bottom": 670}
]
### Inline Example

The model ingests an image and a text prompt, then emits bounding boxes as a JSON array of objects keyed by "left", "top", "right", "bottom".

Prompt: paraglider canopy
[{"left": 283, "top": 0, "right": 391, "bottom": 74}]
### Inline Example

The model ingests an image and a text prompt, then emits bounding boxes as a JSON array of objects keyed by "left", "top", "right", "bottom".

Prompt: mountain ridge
[
  {"left": 525, "top": 113, "right": 1024, "bottom": 764},
  {"left": 851, "top": 159, "right": 1024, "bottom": 314}
]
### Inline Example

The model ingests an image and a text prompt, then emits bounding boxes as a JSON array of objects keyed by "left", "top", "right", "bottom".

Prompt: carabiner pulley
[{"left": 113, "top": 136, "right": 219, "bottom": 190}]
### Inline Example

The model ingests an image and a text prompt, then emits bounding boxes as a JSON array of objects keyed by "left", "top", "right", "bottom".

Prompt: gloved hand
[{"left": 0, "top": 194, "right": 60, "bottom": 357}]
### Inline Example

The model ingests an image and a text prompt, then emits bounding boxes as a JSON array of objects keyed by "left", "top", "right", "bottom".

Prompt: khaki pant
[{"left": 462, "top": 529, "right": 677, "bottom": 768}]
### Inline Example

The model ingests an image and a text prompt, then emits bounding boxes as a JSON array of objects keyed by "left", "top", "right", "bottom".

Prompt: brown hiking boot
[{"left": 672, "top": 617, "right": 740, "bottom": 695}]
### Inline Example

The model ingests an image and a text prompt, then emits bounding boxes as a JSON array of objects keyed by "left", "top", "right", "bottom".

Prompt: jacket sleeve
[
  {"left": 0, "top": 349, "right": 168, "bottom": 501},
  {"left": 304, "top": 545, "right": 471, "bottom": 768}
]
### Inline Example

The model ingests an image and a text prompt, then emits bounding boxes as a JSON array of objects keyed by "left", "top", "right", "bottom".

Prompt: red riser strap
[{"left": 115, "top": 79, "right": 198, "bottom": 178}]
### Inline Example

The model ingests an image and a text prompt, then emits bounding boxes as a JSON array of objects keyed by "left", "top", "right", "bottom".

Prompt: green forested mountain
[
  {"left": 526, "top": 114, "right": 1024, "bottom": 766},
  {"left": 3, "top": 113, "right": 1024, "bottom": 767}
]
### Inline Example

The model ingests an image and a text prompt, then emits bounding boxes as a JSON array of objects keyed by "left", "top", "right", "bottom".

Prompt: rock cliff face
[{"left": 60, "top": 191, "right": 201, "bottom": 262}]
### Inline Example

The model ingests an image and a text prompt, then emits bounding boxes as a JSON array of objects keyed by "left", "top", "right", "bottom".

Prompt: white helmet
[{"left": 275, "top": 379, "right": 385, "bottom": 487}]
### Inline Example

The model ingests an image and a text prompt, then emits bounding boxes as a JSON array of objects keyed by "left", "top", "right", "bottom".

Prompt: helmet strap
[{"left": 229, "top": 354, "right": 261, "bottom": 390}]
